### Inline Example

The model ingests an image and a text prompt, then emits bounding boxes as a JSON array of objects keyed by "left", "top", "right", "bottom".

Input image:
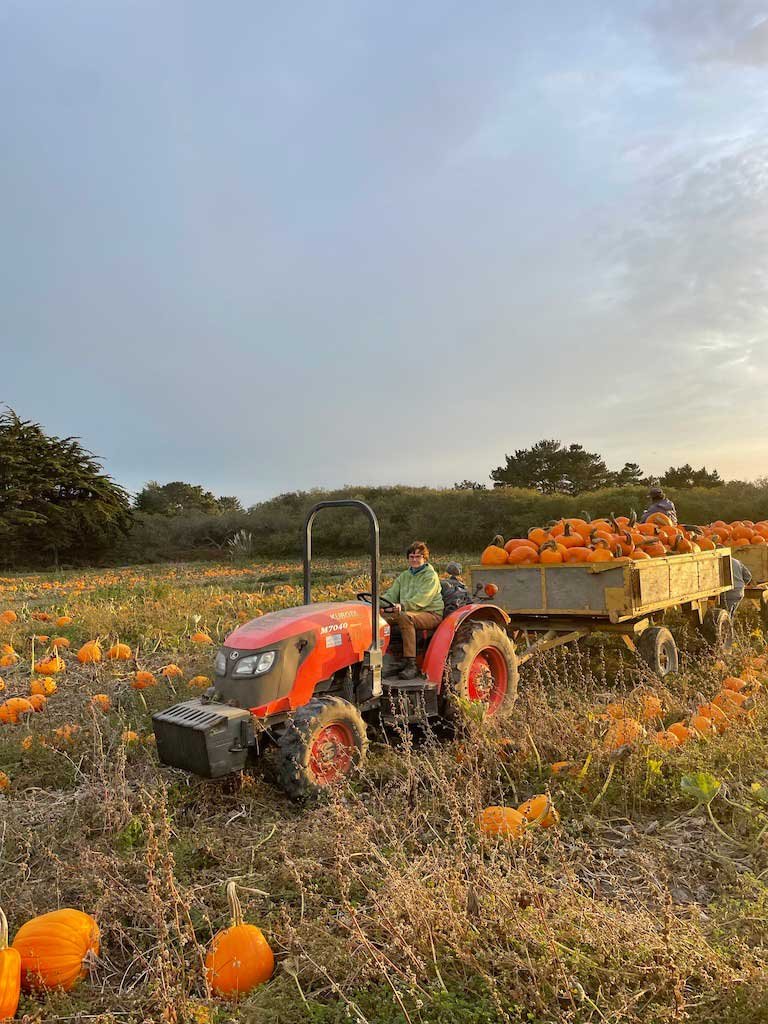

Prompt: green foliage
[
  {"left": 490, "top": 438, "right": 617, "bottom": 493},
  {"left": 0, "top": 407, "right": 132, "bottom": 567},
  {"left": 135, "top": 480, "right": 242, "bottom": 515},
  {"left": 661, "top": 464, "right": 723, "bottom": 488},
  {"left": 114, "top": 479, "right": 768, "bottom": 563}
]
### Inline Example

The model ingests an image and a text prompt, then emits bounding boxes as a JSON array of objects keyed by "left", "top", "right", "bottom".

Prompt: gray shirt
[{"left": 640, "top": 498, "right": 678, "bottom": 524}]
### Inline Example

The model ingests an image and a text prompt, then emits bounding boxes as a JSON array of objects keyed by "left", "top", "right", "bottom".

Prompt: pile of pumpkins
[
  {"left": 479, "top": 792, "right": 559, "bottom": 839},
  {"left": 480, "top": 514, "right": 768, "bottom": 566},
  {"left": 589, "top": 654, "right": 763, "bottom": 758},
  {"left": 0, "top": 882, "right": 273, "bottom": 1018}
]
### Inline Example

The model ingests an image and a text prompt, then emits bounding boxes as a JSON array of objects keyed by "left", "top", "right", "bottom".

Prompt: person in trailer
[
  {"left": 381, "top": 541, "right": 444, "bottom": 679},
  {"left": 640, "top": 486, "right": 678, "bottom": 524}
]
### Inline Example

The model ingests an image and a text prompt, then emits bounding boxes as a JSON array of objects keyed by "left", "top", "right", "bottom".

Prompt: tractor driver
[{"left": 382, "top": 541, "right": 444, "bottom": 680}]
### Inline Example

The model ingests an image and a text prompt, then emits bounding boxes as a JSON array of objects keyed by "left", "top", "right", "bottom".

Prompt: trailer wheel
[
  {"left": 637, "top": 626, "right": 678, "bottom": 677},
  {"left": 700, "top": 607, "right": 734, "bottom": 651},
  {"left": 445, "top": 621, "right": 518, "bottom": 716},
  {"left": 275, "top": 696, "right": 368, "bottom": 800}
]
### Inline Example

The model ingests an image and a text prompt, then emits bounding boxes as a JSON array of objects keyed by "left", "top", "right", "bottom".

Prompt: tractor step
[{"left": 380, "top": 679, "right": 439, "bottom": 724}]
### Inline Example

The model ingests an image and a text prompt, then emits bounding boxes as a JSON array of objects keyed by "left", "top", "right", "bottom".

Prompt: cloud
[{"left": 644, "top": 2, "right": 768, "bottom": 67}]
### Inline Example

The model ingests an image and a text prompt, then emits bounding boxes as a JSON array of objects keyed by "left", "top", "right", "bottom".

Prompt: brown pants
[{"left": 383, "top": 610, "right": 442, "bottom": 658}]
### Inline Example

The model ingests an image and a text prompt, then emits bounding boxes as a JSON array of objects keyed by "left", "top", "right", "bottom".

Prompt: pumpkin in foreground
[
  {"left": 478, "top": 805, "right": 526, "bottom": 839},
  {"left": 12, "top": 908, "right": 99, "bottom": 992},
  {"left": 517, "top": 793, "right": 559, "bottom": 829},
  {"left": 0, "top": 907, "right": 20, "bottom": 1020},
  {"left": 205, "top": 882, "right": 274, "bottom": 996}
]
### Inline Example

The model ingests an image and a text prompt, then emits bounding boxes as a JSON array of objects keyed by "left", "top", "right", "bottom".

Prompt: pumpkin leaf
[
  {"left": 750, "top": 782, "right": 768, "bottom": 806},
  {"left": 680, "top": 771, "right": 722, "bottom": 807}
]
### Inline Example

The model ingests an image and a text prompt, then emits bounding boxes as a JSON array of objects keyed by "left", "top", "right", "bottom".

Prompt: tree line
[{"left": 0, "top": 409, "right": 756, "bottom": 568}]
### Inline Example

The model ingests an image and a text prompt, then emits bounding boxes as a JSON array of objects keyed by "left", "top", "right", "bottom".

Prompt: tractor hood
[{"left": 215, "top": 601, "right": 390, "bottom": 716}]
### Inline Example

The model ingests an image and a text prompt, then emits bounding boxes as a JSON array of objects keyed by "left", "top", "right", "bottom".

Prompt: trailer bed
[{"left": 470, "top": 550, "right": 733, "bottom": 624}]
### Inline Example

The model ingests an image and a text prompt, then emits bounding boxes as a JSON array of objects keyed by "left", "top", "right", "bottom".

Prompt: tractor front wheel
[
  {"left": 275, "top": 696, "right": 368, "bottom": 800},
  {"left": 445, "top": 621, "right": 518, "bottom": 716}
]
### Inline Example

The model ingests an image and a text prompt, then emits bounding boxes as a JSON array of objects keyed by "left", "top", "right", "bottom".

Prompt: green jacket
[{"left": 382, "top": 563, "right": 444, "bottom": 615}]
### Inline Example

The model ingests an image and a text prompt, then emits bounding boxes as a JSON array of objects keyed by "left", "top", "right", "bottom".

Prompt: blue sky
[{"left": 2, "top": 1, "right": 767, "bottom": 504}]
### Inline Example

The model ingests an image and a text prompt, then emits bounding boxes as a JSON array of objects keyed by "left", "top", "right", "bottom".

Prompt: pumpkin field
[{"left": 1, "top": 556, "right": 768, "bottom": 1023}]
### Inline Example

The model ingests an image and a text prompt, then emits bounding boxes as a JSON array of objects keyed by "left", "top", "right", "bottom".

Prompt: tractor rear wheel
[
  {"left": 275, "top": 696, "right": 368, "bottom": 800},
  {"left": 445, "top": 620, "right": 518, "bottom": 716}
]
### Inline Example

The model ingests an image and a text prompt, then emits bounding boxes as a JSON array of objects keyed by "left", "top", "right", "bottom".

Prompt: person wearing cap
[
  {"left": 640, "top": 486, "right": 678, "bottom": 524},
  {"left": 382, "top": 541, "right": 443, "bottom": 679}
]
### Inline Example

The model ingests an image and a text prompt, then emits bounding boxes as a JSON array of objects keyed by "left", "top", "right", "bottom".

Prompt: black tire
[
  {"left": 637, "top": 626, "right": 678, "bottom": 677},
  {"left": 445, "top": 620, "right": 518, "bottom": 716},
  {"left": 275, "top": 696, "right": 368, "bottom": 800},
  {"left": 700, "top": 607, "right": 734, "bottom": 651}
]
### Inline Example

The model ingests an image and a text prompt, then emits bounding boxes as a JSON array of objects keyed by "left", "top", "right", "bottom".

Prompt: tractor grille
[{"left": 152, "top": 699, "right": 253, "bottom": 778}]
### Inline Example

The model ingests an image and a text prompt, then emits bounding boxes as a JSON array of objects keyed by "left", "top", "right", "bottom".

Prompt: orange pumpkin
[
  {"left": 205, "top": 882, "right": 274, "bottom": 996},
  {"left": 480, "top": 537, "right": 508, "bottom": 566},
  {"left": 539, "top": 541, "right": 564, "bottom": 565},
  {"left": 603, "top": 717, "right": 644, "bottom": 751},
  {"left": 0, "top": 906, "right": 20, "bottom": 1021},
  {"left": 28, "top": 694, "right": 47, "bottom": 712},
  {"left": 34, "top": 655, "right": 65, "bottom": 674},
  {"left": 507, "top": 546, "right": 540, "bottom": 565},
  {"left": 653, "top": 730, "right": 681, "bottom": 750},
  {"left": 12, "top": 908, "right": 99, "bottom": 992},
  {"left": 77, "top": 641, "right": 102, "bottom": 664},
  {"left": 517, "top": 794, "right": 559, "bottom": 829},
  {"left": 478, "top": 805, "right": 526, "bottom": 839},
  {"left": 723, "top": 676, "right": 747, "bottom": 693},
  {"left": 697, "top": 702, "right": 729, "bottom": 734},
  {"left": 90, "top": 694, "right": 111, "bottom": 712},
  {"left": 131, "top": 671, "right": 157, "bottom": 690},
  {"left": 160, "top": 664, "right": 184, "bottom": 678},
  {"left": 667, "top": 722, "right": 694, "bottom": 744},
  {"left": 0, "top": 698, "right": 34, "bottom": 725},
  {"left": 689, "top": 714, "right": 717, "bottom": 738},
  {"left": 504, "top": 538, "right": 538, "bottom": 555},
  {"left": 106, "top": 643, "right": 132, "bottom": 661},
  {"left": 641, "top": 695, "right": 664, "bottom": 722}
]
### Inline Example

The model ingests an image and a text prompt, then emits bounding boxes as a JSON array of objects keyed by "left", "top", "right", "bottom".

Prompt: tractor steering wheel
[{"left": 356, "top": 592, "right": 397, "bottom": 610}]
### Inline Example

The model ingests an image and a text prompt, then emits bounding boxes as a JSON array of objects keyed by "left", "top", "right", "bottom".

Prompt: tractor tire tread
[
  {"left": 275, "top": 696, "right": 368, "bottom": 801},
  {"left": 444, "top": 620, "right": 518, "bottom": 713}
]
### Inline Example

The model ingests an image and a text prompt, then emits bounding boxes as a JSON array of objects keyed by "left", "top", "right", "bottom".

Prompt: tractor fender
[{"left": 421, "top": 604, "right": 510, "bottom": 688}]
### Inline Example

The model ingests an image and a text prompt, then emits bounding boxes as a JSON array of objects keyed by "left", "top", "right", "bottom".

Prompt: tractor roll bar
[{"left": 302, "top": 500, "right": 382, "bottom": 652}]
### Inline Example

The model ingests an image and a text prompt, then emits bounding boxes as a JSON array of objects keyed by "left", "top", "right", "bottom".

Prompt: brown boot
[{"left": 398, "top": 659, "right": 419, "bottom": 680}]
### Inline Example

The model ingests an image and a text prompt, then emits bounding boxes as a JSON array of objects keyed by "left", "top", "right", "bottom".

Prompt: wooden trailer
[
  {"left": 470, "top": 549, "right": 734, "bottom": 676},
  {"left": 729, "top": 544, "right": 768, "bottom": 628}
]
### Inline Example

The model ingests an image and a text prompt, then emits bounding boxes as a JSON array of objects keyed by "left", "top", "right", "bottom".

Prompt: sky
[{"left": 2, "top": 1, "right": 767, "bottom": 505}]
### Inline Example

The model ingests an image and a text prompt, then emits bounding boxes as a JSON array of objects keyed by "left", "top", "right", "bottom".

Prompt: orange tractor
[{"left": 152, "top": 501, "right": 515, "bottom": 797}]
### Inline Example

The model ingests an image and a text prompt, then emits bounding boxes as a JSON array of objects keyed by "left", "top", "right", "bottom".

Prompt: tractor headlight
[
  {"left": 232, "top": 651, "right": 277, "bottom": 677},
  {"left": 214, "top": 651, "right": 227, "bottom": 675}
]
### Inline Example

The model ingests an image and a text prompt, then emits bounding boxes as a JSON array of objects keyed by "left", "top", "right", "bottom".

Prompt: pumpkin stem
[
  {"left": 226, "top": 880, "right": 244, "bottom": 928},
  {"left": 0, "top": 906, "right": 7, "bottom": 950},
  {"left": 491, "top": 535, "right": 505, "bottom": 548},
  {"left": 579, "top": 510, "right": 592, "bottom": 523}
]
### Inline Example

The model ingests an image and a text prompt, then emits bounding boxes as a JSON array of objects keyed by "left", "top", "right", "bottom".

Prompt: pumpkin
[
  {"left": 28, "top": 694, "right": 47, "bottom": 712},
  {"left": 715, "top": 689, "right": 753, "bottom": 713},
  {"left": 34, "top": 655, "right": 65, "bottom": 674},
  {"left": 191, "top": 631, "right": 214, "bottom": 645},
  {"left": 603, "top": 717, "right": 644, "bottom": 751},
  {"left": 550, "top": 760, "right": 578, "bottom": 776},
  {"left": 646, "top": 512, "right": 673, "bottom": 527},
  {"left": 689, "top": 714, "right": 717, "bottom": 738},
  {"left": 527, "top": 527, "right": 551, "bottom": 547},
  {"left": 503, "top": 538, "right": 538, "bottom": 554},
  {"left": 32, "top": 635, "right": 50, "bottom": 643},
  {"left": 641, "top": 695, "right": 664, "bottom": 722},
  {"left": 12, "top": 908, "right": 99, "bottom": 992},
  {"left": 587, "top": 545, "right": 613, "bottom": 562},
  {"left": 481, "top": 536, "right": 508, "bottom": 566},
  {"left": 131, "top": 671, "right": 157, "bottom": 689},
  {"left": 605, "top": 703, "right": 625, "bottom": 720},
  {"left": 478, "top": 806, "right": 526, "bottom": 839},
  {"left": 0, "top": 698, "right": 34, "bottom": 725},
  {"left": 106, "top": 643, "right": 132, "bottom": 661},
  {"left": 0, "top": 612, "right": 17, "bottom": 625},
  {"left": 30, "top": 677, "right": 56, "bottom": 696},
  {"left": 55, "top": 616, "right": 73, "bottom": 628},
  {"left": 205, "top": 881, "right": 274, "bottom": 996},
  {"left": 564, "top": 546, "right": 592, "bottom": 563},
  {"left": 121, "top": 730, "right": 140, "bottom": 743},
  {"left": 667, "top": 722, "right": 694, "bottom": 744},
  {"left": 160, "top": 664, "right": 184, "bottom": 678},
  {"left": 697, "top": 702, "right": 729, "bottom": 733},
  {"left": 0, "top": 655, "right": 17, "bottom": 669},
  {"left": 189, "top": 675, "right": 212, "bottom": 689},
  {"left": 539, "top": 541, "right": 563, "bottom": 564},
  {"left": 52, "top": 637, "right": 70, "bottom": 649},
  {"left": 77, "top": 641, "right": 102, "bottom": 664},
  {"left": 723, "top": 676, "right": 747, "bottom": 693},
  {"left": 0, "top": 772, "right": 8, "bottom": 791},
  {"left": 0, "top": 906, "right": 20, "bottom": 1020},
  {"left": 653, "top": 730, "right": 681, "bottom": 750},
  {"left": 507, "top": 546, "right": 540, "bottom": 565},
  {"left": 517, "top": 794, "right": 559, "bottom": 829},
  {"left": 90, "top": 694, "right": 111, "bottom": 712}
]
